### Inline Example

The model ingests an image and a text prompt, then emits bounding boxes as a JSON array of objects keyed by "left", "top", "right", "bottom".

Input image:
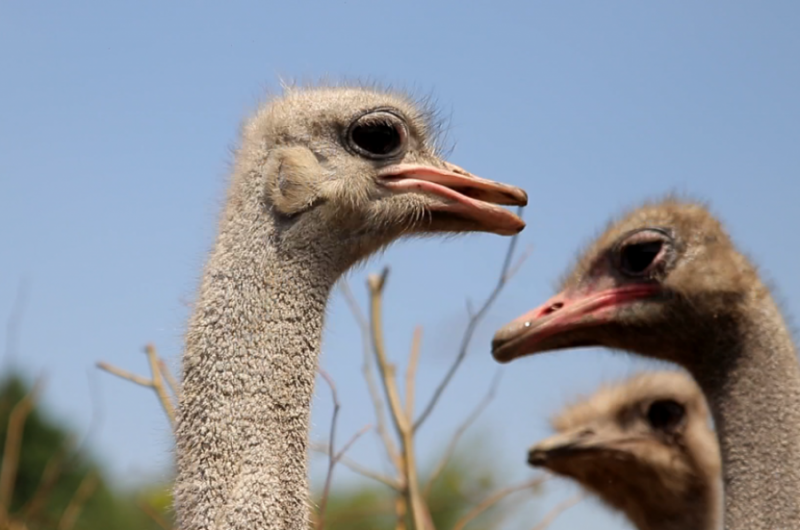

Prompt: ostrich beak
[
  {"left": 528, "top": 427, "right": 640, "bottom": 467},
  {"left": 378, "top": 162, "right": 528, "bottom": 236},
  {"left": 492, "top": 285, "right": 660, "bottom": 363}
]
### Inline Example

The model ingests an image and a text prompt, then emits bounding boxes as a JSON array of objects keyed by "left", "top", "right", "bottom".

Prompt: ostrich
[
  {"left": 175, "top": 85, "right": 528, "bottom": 530},
  {"left": 528, "top": 371, "right": 721, "bottom": 530},
  {"left": 491, "top": 198, "right": 800, "bottom": 529}
]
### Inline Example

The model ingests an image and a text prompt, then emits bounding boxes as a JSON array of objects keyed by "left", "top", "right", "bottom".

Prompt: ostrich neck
[
  {"left": 174, "top": 202, "right": 340, "bottom": 530},
  {"left": 631, "top": 484, "right": 720, "bottom": 530},
  {"left": 606, "top": 467, "right": 720, "bottom": 530},
  {"left": 692, "top": 295, "right": 800, "bottom": 530}
]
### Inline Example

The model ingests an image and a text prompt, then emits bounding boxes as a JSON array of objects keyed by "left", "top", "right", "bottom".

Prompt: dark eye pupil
[
  {"left": 647, "top": 400, "right": 684, "bottom": 430},
  {"left": 620, "top": 241, "right": 662, "bottom": 274},
  {"left": 351, "top": 121, "right": 401, "bottom": 156}
]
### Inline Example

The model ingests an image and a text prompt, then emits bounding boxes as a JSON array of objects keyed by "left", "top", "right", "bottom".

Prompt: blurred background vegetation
[
  {"left": 0, "top": 373, "right": 168, "bottom": 530},
  {"left": 0, "top": 371, "right": 544, "bottom": 530},
  {"left": 0, "top": 242, "right": 549, "bottom": 530}
]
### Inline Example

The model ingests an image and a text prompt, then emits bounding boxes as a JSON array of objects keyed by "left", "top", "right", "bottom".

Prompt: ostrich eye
[
  {"left": 619, "top": 241, "right": 663, "bottom": 275},
  {"left": 614, "top": 228, "right": 672, "bottom": 277},
  {"left": 347, "top": 111, "right": 408, "bottom": 159},
  {"left": 646, "top": 399, "right": 685, "bottom": 431}
]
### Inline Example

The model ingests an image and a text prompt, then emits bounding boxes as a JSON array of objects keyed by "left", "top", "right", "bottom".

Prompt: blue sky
[{"left": 2, "top": 2, "right": 799, "bottom": 528}]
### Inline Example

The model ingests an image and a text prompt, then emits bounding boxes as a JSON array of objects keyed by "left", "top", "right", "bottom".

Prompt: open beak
[
  {"left": 528, "top": 427, "right": 641, "bottom": 467},
  {"left": 378, "top": 162, "right": 527, "bottom": 235},
  {"left": 492, "top": 284, "right": 660, "bottom": 363}
]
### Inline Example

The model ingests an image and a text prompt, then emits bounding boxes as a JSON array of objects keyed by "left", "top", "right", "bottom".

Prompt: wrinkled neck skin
[
  {"left": 689, "top": 294, "right": 800, "bottom": 530},
  {"left": 174, "top": 174, "right": 350, "bottom": 530}
]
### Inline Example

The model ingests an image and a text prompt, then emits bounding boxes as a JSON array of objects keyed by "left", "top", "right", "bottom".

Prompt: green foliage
[{"left": 0, "top": 373, "right": 169, "bottom": 530}]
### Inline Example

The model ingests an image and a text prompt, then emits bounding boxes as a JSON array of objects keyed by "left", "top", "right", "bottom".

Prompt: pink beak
[
  {"left": 377, "top": 162, "right": 527, "bottom": 235},
  {"left": 492, "top": 284, "right": 661, "bottom": 362}
]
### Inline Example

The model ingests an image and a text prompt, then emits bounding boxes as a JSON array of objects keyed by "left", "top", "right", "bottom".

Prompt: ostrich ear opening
[{"left": 263, "top": 146, "right": 324, "bottom": 215}]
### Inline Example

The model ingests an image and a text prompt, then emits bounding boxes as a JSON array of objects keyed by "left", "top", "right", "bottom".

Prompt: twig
[
  {"left": 480, "top": 487, "right": 538, "bottom": 530},
  {"left": 96, "top": 362, "right": 152, "bottom": 388},
  {"left": 465, "top": 298, "right": 475, "bottom": 320},
  {"left": 335, "top": 425, "right": 371, "bottom": 461},
  {"left": 72, "top": 368, "right": 104, "bottom": 465},
  {"left": 310, "top": 442, "right": 400, "bottom": 490},
  {"left": 423, "top": 371, "right": 502, "bottom": 498},
  {"left": 139, "top": 499, "right": 172, "bottom": 530},
  {"left": 0, "top": 378, "right": 43, "bottom": 525},
  {"left": 315, "top": 371, "right": 373, "bottom": 529},
  {"left": 158, "top": 359, "right": 181, "bottom": 400},
  {"left": 22, "top": 448, "right": 66, "bottom": 519},
  {"left": 404, "top": 326, "right": 422, "bottom": 419},
  {"left": 316, "top": 368, "right": 340, "bottom": 530},
  {"left": 96, "top": 344, "right": 176, "bottom": 427},
  {"left": 531, "top": 493, "right": 585, "bottom": 530},
  {"left": 321, "top": 500, "right": 397, "bottom": 525},
  {"left": 57, "top": 471, "right": 99, "bottom": 530},
  {"left": 341, "top": 281, "right": 401, "bottom": 470},
  {"left": 451, "top": 476, "right": 546, "bottom": 530},
  {"left": 146, "top": 344, "right": 176, "bottom": 425},
  {"left": 394, "top": 496, "right": 407, "bottom": 530},
  {"left": 368, "top": 269, "right": 432, "bottom": 530},
  {"left": 3, "top": 279, "right": 29, "bottom": 366},
  {"left": 505, "top": 243, "right": 535, "bottom": 282},
  {"left": 414, "top": 206, "right": 526, "bottom": 431}
]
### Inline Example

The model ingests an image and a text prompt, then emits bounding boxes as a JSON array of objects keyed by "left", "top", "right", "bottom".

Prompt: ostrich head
[
  {"left": 528, "top": 372, "right": 720, "bottom": 529},
  {"left": 528, "top": 371, "right": 720, "bottom": 506},
  {"left": 233, "top": 86, "right": 527, "bottom": 266},
  {"left": 491, "top": 198, "right": 757, "bottom": 369}
]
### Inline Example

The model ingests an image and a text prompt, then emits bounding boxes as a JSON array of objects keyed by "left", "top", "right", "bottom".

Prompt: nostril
[{"left": 542, "top": 302, "right": 564, "bottom": 316}]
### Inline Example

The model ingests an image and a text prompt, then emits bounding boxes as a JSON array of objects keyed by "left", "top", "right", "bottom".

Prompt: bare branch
[
  {"left": 334, "top": 425, "right": 371, "bottom": 462},
  {"left": 368, "top": 268, "right": 432, "bottom": 530},
  {"left": 316, "top": 368, "right": 340, "bottom": 530},
  {"left": 22, "top": 448, "right": 66, "bottom": 519},
  {"left": 479, "top": 487, "right": 537, "bottom": 530},
  {"left": 310, "top": 442, "right": 400, "bottom": 490},
  {"left": 423, "top": 371, "right": 501, "bottom": 498},
  {"left": 96, "top": 362, "right": 152, "bottom": 388},
  {"left": 504, "top": 243, "right": 535, "bottom": 282},
  {"left": 315, "top": 365, "right": 374, "bottom": 528},
  {"left": 367, "top": 268, "right": 407, "bottom": 436},
  {"left": 321, "top": 500, "right": 397, "bottom": 525},
  {"left": 145, "top": 344, "right": 176, "bottom": 426},
  {"left": 138, "top": 499, "right": 172, "bottom": 530},
  {"left": 340, "top": 280, "right": 369, "bottom": 330},
  {"left": 341, "top": 280, "right": 401, "bottom": 470},
  {"left": 404, "top": 326, "right": 422, "bottom": 419},
  {"left": 452, "top": 476, "right": 546, "bottom": 530},
  {"left": 0, "top": 378, "right": 43, "bottom": 525},
  {"left": 96, "top": 344, "right": 176, "bottom": 427},
  {"left": 3, "top": 279, "right": 29, "bottom": 365},
  {"left": 531, "top": 493, "right": 585, "bottom": 530},
  {"left": 72, "top": 368, "right": 105, "bottom": 464},
  {"left": 393, "top": 496, "right": 407, "bottom": 530},
  {"left": 158, "top": 358, "right": 181, "bottom": 400},
  {"left": 57, "top": 471, "right": 99, "bottom": 530},
  {"left": 414, "top": 206, "right": 526, "bottom": 431}
]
